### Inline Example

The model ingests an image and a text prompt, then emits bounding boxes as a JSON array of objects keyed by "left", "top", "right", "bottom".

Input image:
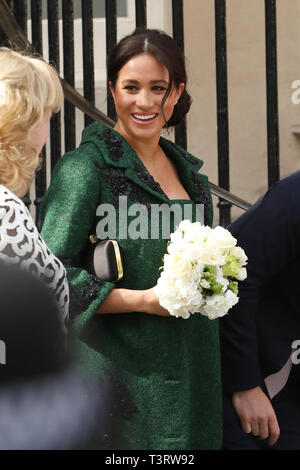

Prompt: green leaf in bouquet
[
  {"left": 203, "top": 265, "right": 214, "bottom": 274},
  {"left": 228, "top": 280, "right": 238, "bottom": 295},
  {"left": 201, "top": 266, "right": 224, "bottom": 297}
]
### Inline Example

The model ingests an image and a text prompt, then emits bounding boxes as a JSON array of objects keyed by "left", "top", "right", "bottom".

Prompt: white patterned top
[{"left": 0, "top": 185, "right": 69, "bottom": 330}]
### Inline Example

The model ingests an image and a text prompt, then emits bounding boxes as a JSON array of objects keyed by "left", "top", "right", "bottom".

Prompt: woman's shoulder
[
  {"left": 48, "top": 147, "right": 106, "bottom": 197},
  {"left": 0, "top": 185, "right": 42, "bottom": 248},
  {"left": 0, "top": 185, "right": 41, "bottom": 261},
  {"left": 0, "top": 185, "right": 32, "bottom": 224},
  {"left": 55, "top": 145, "right": 103, "bottom": 174},
  {"left": 52, "top": 123, "right": 112, "bottom": 174},
  {"left": 52, "top": 124, "right": 137, "bottom": 186},
  {"left": 0, "top": 184, "right": 24, "bottom": 204}
]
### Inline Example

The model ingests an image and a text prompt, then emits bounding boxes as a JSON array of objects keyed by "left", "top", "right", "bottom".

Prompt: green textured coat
[{"left": 41, "top": 123, "right": 222, "bottom": 450}]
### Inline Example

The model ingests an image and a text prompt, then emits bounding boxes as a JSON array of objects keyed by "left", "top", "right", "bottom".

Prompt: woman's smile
[{"left": 131, "top": 112, "right": 159, "bottom": 124}]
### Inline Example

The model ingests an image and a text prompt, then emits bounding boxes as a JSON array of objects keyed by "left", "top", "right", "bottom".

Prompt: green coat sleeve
[{"left": 40, "top": 146, "right": 115, "bottom": 332}]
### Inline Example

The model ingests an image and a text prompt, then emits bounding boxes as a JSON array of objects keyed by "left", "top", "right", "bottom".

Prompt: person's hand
[
  {"left": 232, "top": 386, "right": 280, "bottom": 446},
  {"left": 142, "top": 286, "right": 171, "bottom": 317}
]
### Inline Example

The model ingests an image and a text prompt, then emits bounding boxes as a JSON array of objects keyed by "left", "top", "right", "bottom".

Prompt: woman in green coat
[{"left": 41, "top": 29, "right": 222, "bottom": 450}]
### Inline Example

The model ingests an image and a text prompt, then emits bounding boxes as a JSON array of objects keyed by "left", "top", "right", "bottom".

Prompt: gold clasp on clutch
[{"left": 89, "top": 234, "right": 99, "bottom": 244}]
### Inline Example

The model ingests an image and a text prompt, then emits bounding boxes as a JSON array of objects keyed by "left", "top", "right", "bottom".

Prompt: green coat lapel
[
  {"left": 159, "top": 137, "right": 204, "bottom": 201},
  {"left": 159, "top": 137, "right": 213, "bottom": 225},
  {"left": 123, "top": 166, "right": 167, "bottom": 203},
  {"left": 82, "top": 123, "right": 167, "bottom": 203}
]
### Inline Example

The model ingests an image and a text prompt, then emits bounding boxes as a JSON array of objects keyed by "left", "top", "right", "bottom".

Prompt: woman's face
[
  {"left": 29, "top": 109, "right": 52, "bottom": 157},
  {"left": 110, "top": 53, "right": 184, "bottom": 142}
]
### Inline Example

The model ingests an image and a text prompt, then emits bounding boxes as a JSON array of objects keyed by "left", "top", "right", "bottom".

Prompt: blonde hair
[{"left": 0, "top": 47, "right": 63, "bottom": 197}]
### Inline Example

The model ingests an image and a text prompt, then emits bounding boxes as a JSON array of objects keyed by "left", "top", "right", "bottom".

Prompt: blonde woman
[{"left": 0, "top": 47, "right": 69, "bottom": 330}]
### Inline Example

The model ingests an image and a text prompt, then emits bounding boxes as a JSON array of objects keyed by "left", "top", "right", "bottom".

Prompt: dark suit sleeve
[{"left": 220, "top": 172, "right": 300, "bottom": 394}]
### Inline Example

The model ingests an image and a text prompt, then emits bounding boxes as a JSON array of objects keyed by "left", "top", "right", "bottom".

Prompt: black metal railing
[
  {"left": 82, "top": 0, "right": 95, "bottom": 128},
  {"left": 265, "top": 0, "right": 280, "bottom": 187},
  {"left": 62, "top": 0, "right": 76, "bottom": 153},
  {"left": 215, "top": 0, "right": 231, "bottom": 228},
  {"left": 105, "top": 0, "right": 117, "bottom": 121},
  {"left": 0, "top": 0, "right": 261, "bottom": 229}
]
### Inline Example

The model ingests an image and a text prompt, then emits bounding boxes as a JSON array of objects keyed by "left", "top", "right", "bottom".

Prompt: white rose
[
  {"left": 163, "top": 252, "right": 192, "bottom": 279},
  {"left": 206, "top": 226, "right": 237, "bottom": 250}
]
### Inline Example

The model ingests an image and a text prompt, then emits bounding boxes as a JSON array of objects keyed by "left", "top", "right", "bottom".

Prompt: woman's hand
[{"left": 142, "top": 286, "right": 171, "bottom": 317}]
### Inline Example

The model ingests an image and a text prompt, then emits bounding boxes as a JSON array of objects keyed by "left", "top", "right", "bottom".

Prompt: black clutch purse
[{"left": 84, "top": 235, "right": 123, "bottom": 282}]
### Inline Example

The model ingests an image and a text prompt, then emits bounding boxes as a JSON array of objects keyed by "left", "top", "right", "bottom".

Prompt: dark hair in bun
[{"left": 107, "top": 28, "right": 192, "bottom": 128}]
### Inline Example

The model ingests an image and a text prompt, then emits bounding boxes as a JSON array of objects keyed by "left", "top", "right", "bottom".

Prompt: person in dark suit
[{"left": 220, "top": 170, "right": 300, "bottom": 450}]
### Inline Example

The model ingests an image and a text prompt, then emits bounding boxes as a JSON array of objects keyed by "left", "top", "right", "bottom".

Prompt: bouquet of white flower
[{"left": 156, "top": 220, "right": 247, "bottom": 320}]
